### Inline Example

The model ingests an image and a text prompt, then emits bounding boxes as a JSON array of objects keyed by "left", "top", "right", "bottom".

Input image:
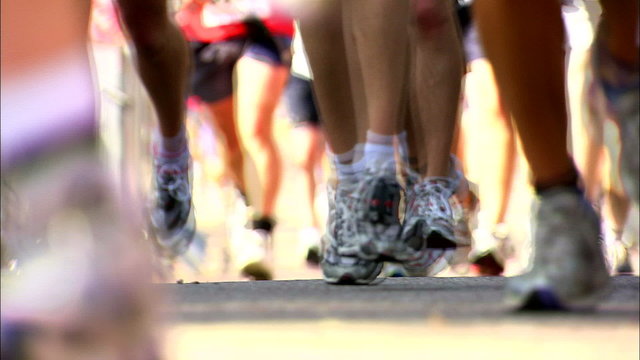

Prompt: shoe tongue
[{"left": 366, "top": 161, "right": 396, "bottom": 177}]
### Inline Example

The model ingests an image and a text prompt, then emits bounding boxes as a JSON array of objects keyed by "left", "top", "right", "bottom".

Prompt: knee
[
  {"left": 411, "top": 0, "right": 451, "bottom": 38},
  {"left": 252, "top": 128, "right": 275, "bottom": 149}
]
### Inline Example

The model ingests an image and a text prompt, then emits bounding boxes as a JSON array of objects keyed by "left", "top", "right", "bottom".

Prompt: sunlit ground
[{"left": 164, "top": 320, "right": 639, "bottom": 359}]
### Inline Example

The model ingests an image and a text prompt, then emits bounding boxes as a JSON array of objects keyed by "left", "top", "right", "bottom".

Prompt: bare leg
[
  {"left": 292, "top": 126, "right": 325, "bottom": 229},
  {"left": 297, "top": 0, "right": 359, "bottom": 155},
  {"left": 474, "top": 0, "right": 574, "bottom": 189},
  {"left": 347, "top": 0, "right": 409, "bottom": 137},
  {"left": 597, "top": 0, "right": 639, "bottom": 68},
  {"left": 116, "top": 0, "right": 189, "bottom": 137},
  {"left": 202, "top": 97, "right": 246, "bottom": 194},
  {"left": 466, "top": 58, "right": 516, "bottom": 226},
  {"left": 235, "top": 56, "right": 288, "bottom": 218},
  {"left": 408, "top": 0, "right": 464, "bottom": 177},
  {"left": 474, "top": 0, "right": 610, "bottom": 309}
]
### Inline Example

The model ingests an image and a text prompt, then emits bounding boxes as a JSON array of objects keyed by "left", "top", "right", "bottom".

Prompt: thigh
[{"left": 235, "top": 55, "right": 289, "bottom": 136}]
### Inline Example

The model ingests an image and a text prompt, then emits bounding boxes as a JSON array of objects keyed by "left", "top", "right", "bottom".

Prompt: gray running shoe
[
  {"left": 150, "top": 153, "right": 196, "bottom": 258},
  {"left": 356, "top": 166, "right": 403, "bottom": 259},
  {"left": 399, "top": 167, "right": 471, "bottom": 276},
  {"left": 506, "top": 188, "right": 610, "bottom": 310},
  {"left": 321, "top": 179, "right": 383, "bottom": 284}
]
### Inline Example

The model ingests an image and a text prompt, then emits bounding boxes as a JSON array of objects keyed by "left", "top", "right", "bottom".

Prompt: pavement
[{"left": 161, "top": 276, "right": 639, "bottom": 359}]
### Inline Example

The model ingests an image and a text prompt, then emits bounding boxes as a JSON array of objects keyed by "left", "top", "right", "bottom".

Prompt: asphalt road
[
  {"left": 161, "top": 276, "right": 639, "bottom": 359},
  {"left": 164, "top": 276, "right": 639, "bottom": 323}
]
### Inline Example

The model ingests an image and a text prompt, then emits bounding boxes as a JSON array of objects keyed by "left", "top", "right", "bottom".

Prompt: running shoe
[
  {"left": 321, "top": 179, "right": 383, "bottom": 284},
  {"left": 399, "top": 165, "right": 472, "bottom": 276},
  {"left": 150, "top": 152, "right": 196, "bottom": 259},
  {"left": 469, "top": 224, "right": 511, "bottom": 276},
  {"left": 237, "top": 228, "right": 273, "bottom": 281},
  {"left": 298, "top": 227, "right": 322, "bottom": 266},
  {"left": 591, "top": 37, "right": 639, "bottom": 204},
  {"left": 357, "top": 165, "right": 404, "bottom": 259},
  {"left": 506, "top": 187, "right": 609, "bottom": 310}
]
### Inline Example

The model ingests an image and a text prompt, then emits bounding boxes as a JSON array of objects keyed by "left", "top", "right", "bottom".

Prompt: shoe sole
[
  {"left": 505, "top": 280, "right": 611, "bottom": 311},
  {"left": 151, "top": 208, "right": 197, "bottom": 260},
  {"left": 322, "top": 262, "right": 384, "bottom": 285}
]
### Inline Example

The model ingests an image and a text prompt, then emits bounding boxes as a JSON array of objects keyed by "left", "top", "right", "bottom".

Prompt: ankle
[{"left": 534, "top": 166, "right": 583, "bottom": 196}]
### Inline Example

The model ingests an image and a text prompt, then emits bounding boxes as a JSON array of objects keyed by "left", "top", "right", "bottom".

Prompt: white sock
[
  {"left": 364, "top": 130, "right": 396, "bottom": 173},
  {"left": 154, "top": 125, "right": 188, "bottom": 159},
  {"left": 332, "top": 147, "right": 366, "bottom": 181}
]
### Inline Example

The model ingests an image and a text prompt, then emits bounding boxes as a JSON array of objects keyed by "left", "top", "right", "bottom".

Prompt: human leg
[
  {"left": 116, "top": 0, "right": 195, "bottom": 256},
  {"left": 116, "top": 0, "right": 189, "bottom": 138},
  {"left": 474, "top": 0, "right": 609, "bottom": 309},
  {"left": 465, "top": 58, "right": 516, "bottom": 275},
  {"left": 407, "top": 0, "right": 464, "bottom": 178},
  {"left": 235, "top": 56, "right": 288, "bottom": 222},
  {"left": 295, "top": 1, "right": 383, "bottom": 283},
  {"left": 202, "top": 97, "right": 246, "bottom": 197},
  {"left": 296, "top": 1, "right": 360, "bottom": 155},
  {"left": 397, "top": 0, "right": 470, "bottom": 276},
  {"left": 285, "top": 73, "right": 324, "bottom": 265},
  {"left": 591, "top": 0, "right": 639, "bottom": 204},
  {"left": 190, "top": 39, "right": 247, "bottom": 198}
]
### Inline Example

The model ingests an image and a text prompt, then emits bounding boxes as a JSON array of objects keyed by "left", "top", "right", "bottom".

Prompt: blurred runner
[
  {"left": 115, "top": 0, "right": 196, "bottom": 261},
  {"left": 176, "top": 0, "right": 294, "bottom": 280},
  {"left": 473, "top": 0, "right": 638, "bottom": 309},
  {"left": 570, "top": 0, "right": 639, "bottom": 275},
  {"left": 1, "top": 0, "right": 166, "bottom": 357},
  {"left": 284, "top": 23, "right": 327, "bottom": 267},
  {"left": 456, "top": 1, "right": 517, "bottom": 276}
]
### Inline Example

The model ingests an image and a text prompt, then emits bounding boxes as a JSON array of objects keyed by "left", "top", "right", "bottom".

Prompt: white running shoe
[
  {"left": 399, "top": 165, "right": 471, "bottom": 276},
  {"left": 150, "top": 152, "right": 196, "bottom": 259},
  {"left": 355, "top": 166, "right": 404, "bottom": 259},
  {"left": 232, "top": 228, "right": 273, "bottom": 281},
  {"left": 506, "top": 188, "right": 610, "bottom": 310},
  {"left": 321, "top": 179, "right": 383, "bottom": 284}
]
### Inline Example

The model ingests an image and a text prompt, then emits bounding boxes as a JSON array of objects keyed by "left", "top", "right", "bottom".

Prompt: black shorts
[
  {"left": 190, "top": 35, "right": 292, "bottom": 103},
  {"left": 284, "top": 74, "right": 320, "bottom": 128}
]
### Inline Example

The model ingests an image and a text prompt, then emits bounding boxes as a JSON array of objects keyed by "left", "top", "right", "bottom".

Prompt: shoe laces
[
  {"left": 331, "top": 181, "right": 363, "bottom": 254},
  {"left": 155, "top": 162, "right": 191, "bottom": 203},
  {"left": 405, "top": 171, "right": 459, "bottom": 220}
]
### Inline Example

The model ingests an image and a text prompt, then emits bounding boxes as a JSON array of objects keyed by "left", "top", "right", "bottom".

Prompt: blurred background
[{"left": 86, "top": 0, "right": 638, "bottom": 283}]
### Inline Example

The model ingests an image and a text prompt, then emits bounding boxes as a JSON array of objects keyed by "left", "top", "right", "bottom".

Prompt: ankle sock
[
  {"left": 154, "top": 125, "right": 188, "bottom": 159},
  {"left": 333, "top": 146, "right": 366, "bottom": 181},
  {"left": 364, "top": 130, "right": 396, "bottom": 173}
]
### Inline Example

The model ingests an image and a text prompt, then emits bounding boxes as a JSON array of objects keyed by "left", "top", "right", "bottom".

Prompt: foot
[
  {"left": 321, "top": 179, "right": 383, "bottom": 284},
  {"left": 506, "top": 188, "right": 609, "bottom": 310},
  {"left": 150, "top": 151, "right": 196, "bottom": 259},
  {"left": 236, "top": 228, "right": 273, "bottom": 281},
  {"left": 298, "top": 227, "right": 322, "bottom": 267},
  {"left": 399, "top": 165, "right": 471, "bottom": 276},
  {"left": 470, "top": 250, "right": 505, "bottom": 276},
  {"left": 469, "top": 224, "right": 511, "bottom": 276}
]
